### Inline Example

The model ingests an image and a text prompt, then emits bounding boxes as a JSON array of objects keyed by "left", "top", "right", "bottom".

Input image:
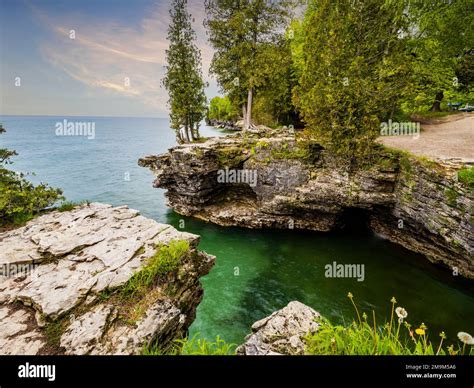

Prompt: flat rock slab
[
  {"left": 0, "top": 203, "right": 215, "bottom": 355},
  {"left": 237, "top": 301, "right": 320, "bottom": 355}
]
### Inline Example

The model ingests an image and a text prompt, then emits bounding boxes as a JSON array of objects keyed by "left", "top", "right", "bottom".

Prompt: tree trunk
[
  {"left": 242, "top": 104, "right": 247, "bottom": 130},
  {"left": 429, "top": 91, "right": 444, "bottom": 112},
  {"left": 246, "top": 88, "right": 253, "bottom": 130},
  {"left": 183, "top": 125, "right": 190, "bottom": 143}
]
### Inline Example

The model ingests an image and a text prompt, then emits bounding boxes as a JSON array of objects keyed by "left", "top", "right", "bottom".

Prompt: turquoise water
[{"left": 1, "top": 115, "right": 473, "bottom": 345}]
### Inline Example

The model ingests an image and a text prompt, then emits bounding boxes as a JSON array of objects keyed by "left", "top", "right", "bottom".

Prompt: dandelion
[
  {"left": 347, "top": 292, "right": 353, "bottom": 299},
  {"left": 457, "top": 332, "right": 474, "bottom": 345},
  {"left": 415, "top": 328, "right": 425, "bottom": 335},
  {"left": 457, "top": 332, "right": 474, "bottom": 355},
  {"left": 395, "top": 307, "right": 407, "bottom": 320},
  {"left": 390, "top": 297, "right": 397, "bottom": 304},
  {"left": 394, "top": 306, "right": 408, "bottom": 338}
]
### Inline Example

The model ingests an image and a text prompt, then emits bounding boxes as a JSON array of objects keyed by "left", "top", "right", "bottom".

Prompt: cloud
[{"left": 34, "top": 0, "right": 215, "bottom": 114}]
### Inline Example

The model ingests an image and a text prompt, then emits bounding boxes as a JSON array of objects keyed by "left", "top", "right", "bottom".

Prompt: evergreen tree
[
  {"left": 407, "top": 0, "right": 474, "bottom": 111},
  {"left": 163, "top": 0, "right": 207, "bottom": 143},
  {"left": 293, "top": 0, "right": 411, "bottom": 164},
  {"left": 204, "top": 0, "right": 295, "bottom": 129}
]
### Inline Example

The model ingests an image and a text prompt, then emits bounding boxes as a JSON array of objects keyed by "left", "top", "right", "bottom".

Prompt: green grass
[
  {"left": 142, "top": 334, "right": 237, "bottom": 355},
  {"left": 44, "top": 319, "right": 65, "bottom": 348},
  {"left": 121, "top": 239, "right": 190, "bottom": 297},
  {"left": 305, "top": 294, "right": 473, "bottom": 356},
  {"left": 457, "top": 167, "right": 474, "bottom": 188},
  {"left": 57, "top": 200, "right": 91, "bottom": 212}
]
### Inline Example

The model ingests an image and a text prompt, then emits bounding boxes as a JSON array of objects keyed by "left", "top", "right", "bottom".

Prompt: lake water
[{"left": 1, "top": 115, "right": 473, "bottom": 346}]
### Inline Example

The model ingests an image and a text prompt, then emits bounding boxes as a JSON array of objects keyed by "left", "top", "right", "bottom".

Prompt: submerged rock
[
  {"left": 139, "top": 130, "right": 473, "bottom": 278},
  {"left": 0, "top": 203, "right": 215, "bottom": 355},
  {"left": 237, "top": 301, "right": 320, "bottom": 355}
]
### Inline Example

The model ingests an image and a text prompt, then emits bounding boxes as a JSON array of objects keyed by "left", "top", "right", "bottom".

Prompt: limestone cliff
[
  {"left": 139, "top": 128, "right": 473, "bottom": 278},
  {"left": 0, "top": 203, "right": 215, "bottom": 355}
]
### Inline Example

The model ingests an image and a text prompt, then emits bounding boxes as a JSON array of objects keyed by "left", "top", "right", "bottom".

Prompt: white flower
[
  {"left": 457, "top": 332, "right": 474, "bottom": 345},
  {"left": 395, "top": 307, "right": 408, "bottom": 320}
]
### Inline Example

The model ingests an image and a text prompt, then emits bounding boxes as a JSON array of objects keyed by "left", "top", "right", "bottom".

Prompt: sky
[{"left": 0, "top": 0, "right": 219, "bottom": 117}]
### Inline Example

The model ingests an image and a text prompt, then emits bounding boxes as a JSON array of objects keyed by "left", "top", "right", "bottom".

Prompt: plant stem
[
  {"left": 436, "top": 338, "right": 444, "bottom": 355},
  {"left": 372, "top": 309, "right": 377, "bottom": 354},
  {"left": 389, "top": 301, "right": 395, "bottom": 336},
  {"left": 350, "top": 297, "right": 362, "bottom": 325}
]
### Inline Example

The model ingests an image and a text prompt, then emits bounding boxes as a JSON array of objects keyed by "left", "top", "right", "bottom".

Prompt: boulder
[{"left": 236, "top": 301, "right": 320, "bottom": 355}]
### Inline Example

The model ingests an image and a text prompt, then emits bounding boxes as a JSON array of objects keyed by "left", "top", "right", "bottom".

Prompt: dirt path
[{"left": 378, "top": 113, "right": 474, "bottom": 163}]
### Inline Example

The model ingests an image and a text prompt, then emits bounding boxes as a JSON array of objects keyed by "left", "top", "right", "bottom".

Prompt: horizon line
[{"left": 0, "top": 113, "right": 169, "bottom": 119}]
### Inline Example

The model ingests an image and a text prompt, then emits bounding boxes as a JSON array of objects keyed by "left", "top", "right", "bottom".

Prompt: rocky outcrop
[
  {"left": 0, "top": 203, "right": 215, "bottom": 355},
  {"left": 206, "top": 119, "right": 243, "bottom": 131},
  {"left": 139, "top": 128, "right": 473, "bottom": 278},
  {"left": 237, "top": 301, "right": 320, "bottom": 355}
]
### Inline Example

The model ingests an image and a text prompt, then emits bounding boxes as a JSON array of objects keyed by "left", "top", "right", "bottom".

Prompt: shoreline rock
[
  {"left": 206, "top": 119, "right": 243, "bottom": 131},
  {"left": 0, "top": 203, "right": 215, "bottom": 355},
  {"left": 139, "top": 130, "right": 473, "bottom": 279},
  {"left": 236, "top": 301, "right": 320, "bottom": 355}
]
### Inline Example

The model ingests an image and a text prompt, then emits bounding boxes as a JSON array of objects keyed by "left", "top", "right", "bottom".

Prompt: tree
[
  {"left": 0, "top": 124, "right": 63, "bottom": 225},
  {"left": 407, "top": 0, "right": 474, "bottom": 111},
  {"left": 204, "top": 0, "right": 295, "bottom": 129},
  {"left": 293, "top": 0, "right": 411, "bottom": 164},
  {"left": 163, "top": 0, "right": 207, "bottom": 143},
  {"left": 207, "top": 96, "right": 238, "bottom": 121}
]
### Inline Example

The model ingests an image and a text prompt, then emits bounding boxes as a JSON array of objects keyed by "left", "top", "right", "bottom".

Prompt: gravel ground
[{"left": 378, "top": 113, "right": 474, "bottom": 163}]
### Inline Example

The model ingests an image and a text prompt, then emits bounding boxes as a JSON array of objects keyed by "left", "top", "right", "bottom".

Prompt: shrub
[{"left": 0, "top": 124, "right": 63, "bottom": 226}]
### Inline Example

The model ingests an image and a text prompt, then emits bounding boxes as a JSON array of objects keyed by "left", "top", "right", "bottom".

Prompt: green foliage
[
  {"left": 204, "top": 0, "right": 296, "bottom": 128},
  {"left": 445, "top": 188, "right": 459, "bottom": 206},
  {"left": 251, "top": 36, "right": 300, "bottom": 127},
  {"left": 216, "top": 146, "right": 248, "bottom": 168},
  {"left": 457, "top": 167, "right": 474, "bottom": 188},
  {"left": 293, "top": 0, "right": 411, "bottom": 165},
  {"left": 121, "top": 240, "right": 190, "bottom": 297},
  {"left": 305, "top": 294, "right": 473, "bottom": 355},
  {"left": 404, "top": 0, "right": 474, "bottom": 112},
  {"left": 0, "top": 124, "right": 63, "bottom": 226},
  {"left": 207, "top": 96, "right": 238, "bottom": 121},
  {"left": 142, "top": 334, "right": 237, "bottom": 355},
  {"left": 163, "top": 0, "right": 207, "bottom": 144}
]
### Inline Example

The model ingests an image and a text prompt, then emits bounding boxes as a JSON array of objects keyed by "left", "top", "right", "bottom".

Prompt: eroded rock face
[
  {"left": 236, "top": 301, "right": 320, "bottom": 355},
  {"left": 139, "top": 130, "right": 473, "bottom": 278},
  {"left": 0, "top": 203, "right": 215, "bottom": 355}
]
